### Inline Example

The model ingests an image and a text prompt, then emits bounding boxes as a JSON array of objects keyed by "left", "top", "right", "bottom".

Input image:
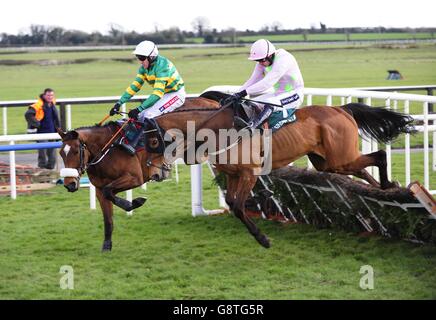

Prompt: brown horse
[
  {"left": 148, "top": 92, "right": 415, "bottom": 248},
  {"left": 55, "top": 96, "right": 220, "bottom": 251},
  {"left": 57, "top": 122, "right": 170, "bottom": 251}
]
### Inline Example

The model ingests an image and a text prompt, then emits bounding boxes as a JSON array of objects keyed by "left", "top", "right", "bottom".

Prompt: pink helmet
[{"left": 248, "top": 39, "right": 276, "bottom": 61}]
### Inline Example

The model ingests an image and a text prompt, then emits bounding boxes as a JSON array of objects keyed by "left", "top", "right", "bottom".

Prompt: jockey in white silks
[{"left": 225, "top": 39, "right": 305, "bottom": 130}]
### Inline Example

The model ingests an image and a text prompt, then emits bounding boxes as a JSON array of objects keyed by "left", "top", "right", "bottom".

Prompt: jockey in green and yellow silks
[{"left": 109, "top": 40, "right": 185, "bottom": 155}]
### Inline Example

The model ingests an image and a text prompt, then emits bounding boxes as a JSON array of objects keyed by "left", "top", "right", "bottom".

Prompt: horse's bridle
[
  {"left": 75, "top": 136, "right": 172, "bottom": 179},
  {"left": 77, "top": 140, "right": 88, "bottom": 175},
  {"left": 146, "top": 152, "right": 172, "bottom": 178}
]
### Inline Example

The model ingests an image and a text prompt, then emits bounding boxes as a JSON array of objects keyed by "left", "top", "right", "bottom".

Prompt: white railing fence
[{"left": 1, "top": 87, "right": 435, "bottom": 218}]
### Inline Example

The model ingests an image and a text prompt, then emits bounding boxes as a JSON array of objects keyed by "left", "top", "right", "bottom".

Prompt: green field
[
  {"left": 0, "top": 43, "right": 436, "bottom": 299},
  {"left": 1, "top": 165, "right": 435, "bottom": 299}
]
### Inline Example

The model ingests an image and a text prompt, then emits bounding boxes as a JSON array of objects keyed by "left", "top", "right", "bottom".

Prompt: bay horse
[
  {"left": 148, "top": 91, "right": 415, "bottom": 248},
  {"left": 56, "top": 96, "right": 220, "bottom": 252},
  {"left": 57, "top": 122, "right": 170, "bottom": 251}
]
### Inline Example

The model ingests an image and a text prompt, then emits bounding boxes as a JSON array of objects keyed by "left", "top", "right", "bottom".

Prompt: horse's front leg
[
  {"left": 102, "top": 174, "right": 146, "bottom": 211},
  {"left": 231, "top": 172, "right": 270, "bottom": 248},
  {"left": 96, "top": 187, "right": 114, "bottom": 252}
]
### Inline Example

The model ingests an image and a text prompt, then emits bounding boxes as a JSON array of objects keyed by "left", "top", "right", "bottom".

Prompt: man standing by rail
[{"left": 25, "top": 88, "right": 60, "bottom": 169}]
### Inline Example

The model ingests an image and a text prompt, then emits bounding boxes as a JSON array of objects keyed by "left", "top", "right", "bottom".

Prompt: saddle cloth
[{"left": 268, "top": 109, "right": 297, "bottom": 133}]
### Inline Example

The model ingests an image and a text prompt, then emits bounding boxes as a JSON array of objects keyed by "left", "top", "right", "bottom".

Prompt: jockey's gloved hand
[
  {"left": 128, "top": 108, "right": 140, "bottom": 120},
  {"left": 224, "top": 90, "right": 247, "bottom": 105},
  {"left": 109, "top": 102, "right": 121, "bottom": 116}
]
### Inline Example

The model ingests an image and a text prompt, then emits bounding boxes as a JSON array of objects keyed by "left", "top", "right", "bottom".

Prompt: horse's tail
[{"left": 340, "top": 103, "right": 415, "bottom": 144}]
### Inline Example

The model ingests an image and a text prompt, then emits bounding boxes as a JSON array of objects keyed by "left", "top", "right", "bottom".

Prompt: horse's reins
[
  {"left": 240, "top": 97, "right": 284, "bottom": 108},
  {"left": 84, "top": 118, "right": 132, "bottom": 168},
  {"left": 166, "top": 100, "right": 235, "bottom": 156}
]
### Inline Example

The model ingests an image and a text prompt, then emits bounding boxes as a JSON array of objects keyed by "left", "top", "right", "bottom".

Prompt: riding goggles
[
  {"left": 136, "top": 55, "right": 148, "bottom": 61},
  {"left": 255, "top": 58, "right": 267, "bottom": 63}
]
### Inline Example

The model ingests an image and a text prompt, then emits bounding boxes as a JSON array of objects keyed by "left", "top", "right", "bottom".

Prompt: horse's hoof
[
  {"left": 131, "top": 197, "right": 147, "bottom": 210},
  {"left": 257, "top": 234, "right": 271, "bottom": 248},
  {"left": 101, "top": 241, "right": 112, "bottom": 252}
]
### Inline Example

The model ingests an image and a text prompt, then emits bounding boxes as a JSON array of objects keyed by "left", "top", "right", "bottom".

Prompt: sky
[{"left": 1, "top": 0, "right": 435, "bottom": 35}]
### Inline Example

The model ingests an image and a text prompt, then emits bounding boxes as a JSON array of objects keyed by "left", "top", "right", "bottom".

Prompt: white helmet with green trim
[{"left": 132, "top": 40, "right": 159, "bottom": 58}]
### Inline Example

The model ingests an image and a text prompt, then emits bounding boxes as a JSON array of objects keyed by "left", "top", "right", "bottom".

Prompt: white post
[
  {"left": 433, "top": 130, "right": 436, "bottom": 172},
  {"left": 2, "top": 107, "right": 7, "bottom": 135},
  {"left": 126, "top": 190, "right": 133, "bottom": 216},
  {"left": 121, "top": 103, "right": 127, "bottom": 119},
  {"left": 404, "top": 101, "right": 411, "bottom": 186},
  {"left": 191, "top": 164, "right": 206, "bottom": 217},
  {"left": 326, "top": 95, "right": 332, "bottom": 106},
  {"left": 66, "top": 104, "right": 72, "bottom": 130},
  {"left": 90, "top": 184, "right": 96, "bottom": 210},
  {"left": 175, "top": 161, "right": 179, "bottom": 184},
  {"left": 306, "top": 94, "right": 312, "bottom": 106},
  {"left": 423, "top": 102, "right": 429, "bottom": 189},
  {"left": 9, "top": 141, "right": 16, "bottom": 199}
]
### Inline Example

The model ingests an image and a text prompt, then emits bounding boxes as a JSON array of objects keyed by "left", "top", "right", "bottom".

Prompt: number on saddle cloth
[{"left": 268, "top": 108, "right": 297, "bottom": 133}]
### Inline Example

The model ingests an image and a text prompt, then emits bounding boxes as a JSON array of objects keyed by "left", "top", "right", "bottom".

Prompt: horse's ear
[
  {"left": 66, "top": 130, "right": 79, "bottom": 141},
  {"left": 56, "top": 127, "right": 66, "bottom": 139}
]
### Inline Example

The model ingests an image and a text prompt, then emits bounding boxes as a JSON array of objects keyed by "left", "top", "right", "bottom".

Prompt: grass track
[
  {"left": 1, "top": 165, "right": 435, "bottom": 299},
  {"left": 0, "top": 43, "right": 436, "bottom": 299}
]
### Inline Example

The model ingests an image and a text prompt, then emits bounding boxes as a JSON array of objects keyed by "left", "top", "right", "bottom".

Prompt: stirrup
[{"left": 118, "top": 139, "right": 136, "bottom": 155}]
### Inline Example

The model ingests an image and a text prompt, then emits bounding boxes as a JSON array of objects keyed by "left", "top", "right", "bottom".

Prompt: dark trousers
[{"left": 37, "top": 140, "right": 56, "bottom": 169}]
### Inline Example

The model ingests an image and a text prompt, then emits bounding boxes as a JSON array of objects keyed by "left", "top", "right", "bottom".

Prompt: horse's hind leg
[
  {"left": 96, "top": 187, "right": 114, "bottom": 252},
  {"left": 354, "top": 169, "right": 381, "bottom": 188},
  {"left": 337, "top": 150, "right": 397, "bottom": 189},
  {"left": 308, "top": 153, "right": 328, "bottom": 171},
  {"left": 368, "top": 150, "right": 398, "bottom": 189},
  {"left": 231, "top": 172, "right": 270, "bottom": 248}
]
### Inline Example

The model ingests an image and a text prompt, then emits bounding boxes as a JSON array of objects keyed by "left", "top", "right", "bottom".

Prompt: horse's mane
[{"left": 74, "top": 121, "right": 118, "bottom": 131}]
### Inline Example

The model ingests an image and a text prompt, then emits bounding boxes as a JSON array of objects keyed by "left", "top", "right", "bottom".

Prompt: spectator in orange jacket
[{"left": 25, "top": 88, "right": 60, "bottom": 169}]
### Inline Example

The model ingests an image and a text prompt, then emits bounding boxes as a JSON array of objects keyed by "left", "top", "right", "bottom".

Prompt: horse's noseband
[{"left": 146, "top": 155, "right": 172, "bottom": 172}]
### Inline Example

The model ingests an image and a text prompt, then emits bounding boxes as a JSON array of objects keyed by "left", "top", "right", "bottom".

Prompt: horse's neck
[{"left": 78, "top": 126, "right": 112, "bottom": 154}]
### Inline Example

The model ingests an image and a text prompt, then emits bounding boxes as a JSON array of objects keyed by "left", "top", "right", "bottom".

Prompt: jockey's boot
[
  {"left": 247, "top": 104, "right": 274, "bottom": 131},
  {"left": 123, "top": 128, "right": 144, "bottom": 155},
  {"left": 118, "top": 137, "right": 136, "bottom": 155}
]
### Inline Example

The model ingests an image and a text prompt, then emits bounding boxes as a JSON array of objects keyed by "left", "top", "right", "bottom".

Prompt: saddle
[
  {"left": 229, "top": 100, "right": 297, "bottom": 133},
  {"left": 115, "top": 119, "right": 166, "bottom": 154}
]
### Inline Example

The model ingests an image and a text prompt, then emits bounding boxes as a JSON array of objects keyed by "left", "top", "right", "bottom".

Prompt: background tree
[
  {"left": 320, "top": 22, "right": 327, "bottom": 33},
  {"left": 191, "top": 16, "right": 210, "bottom": 37},
  {"left": 271, "top": 21, "right": 283, "bottom": 33}
]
